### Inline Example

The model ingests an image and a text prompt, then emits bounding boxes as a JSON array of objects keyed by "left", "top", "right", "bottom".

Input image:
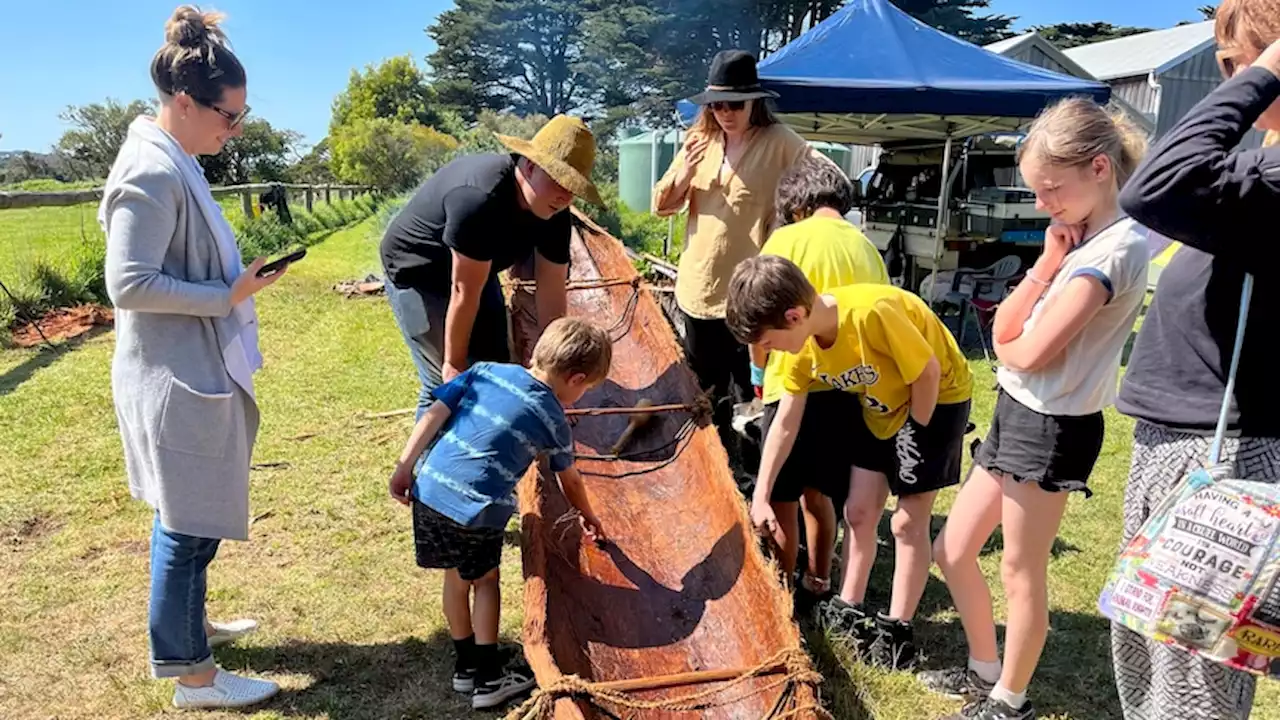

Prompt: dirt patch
[
  {"left": 11, "top": 304, "right": 113, "bottom": 347},
  {"left": 5, "top": 514, "right": 61, "bottom": 549},
  {"left": 114, "top": 539, "right": 149, "bottom": 556}
]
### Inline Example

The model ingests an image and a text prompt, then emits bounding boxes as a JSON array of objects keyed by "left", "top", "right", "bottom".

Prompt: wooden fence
[{"left": 0, "top": 183, "right": 374, "bottom": 216}]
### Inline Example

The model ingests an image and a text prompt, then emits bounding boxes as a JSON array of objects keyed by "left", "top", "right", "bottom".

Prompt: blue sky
[{"left": 0, "top": 0, "right": 1213, "bottom": 153}]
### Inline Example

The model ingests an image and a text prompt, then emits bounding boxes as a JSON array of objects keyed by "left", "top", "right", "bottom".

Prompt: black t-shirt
[
  {"left": 379, "top": 153, "right": 571, "bottom": 290},
  {"left": 1116, "top": 67, "right": 1280, "bottom": 437}
]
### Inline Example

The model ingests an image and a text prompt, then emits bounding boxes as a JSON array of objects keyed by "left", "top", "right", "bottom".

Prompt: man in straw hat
[{"left": 380, "top": 114, "right": 602, "bottom": 421}]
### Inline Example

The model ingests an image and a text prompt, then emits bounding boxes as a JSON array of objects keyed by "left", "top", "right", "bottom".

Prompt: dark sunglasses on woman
[{"left": 709, "top": 100, "right": 746, "bottom": 112}]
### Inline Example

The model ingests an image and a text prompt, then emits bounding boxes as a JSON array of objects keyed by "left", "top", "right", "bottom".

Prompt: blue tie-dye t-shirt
[{"left": 413, "top": 362, "right": 574, "bottom": 529}]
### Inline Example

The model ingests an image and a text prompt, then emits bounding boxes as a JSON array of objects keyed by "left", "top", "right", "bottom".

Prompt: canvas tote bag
[{"left": 1099, "top": 274, "right": 1280, "bottom": 677}]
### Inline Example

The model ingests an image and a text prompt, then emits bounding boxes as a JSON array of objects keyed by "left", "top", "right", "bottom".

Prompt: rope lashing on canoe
[
  {"left": 565, "top": 400, "right": 707, "bottom": 418},
  {"left": 503, "top": 276, "right": 672, "bottom": 294},
  {"left": 506, "top": 276, "right": 666, "bottom": 342},
  {"left": 567, "top": 393, "right": 713, "bottom": 477},
  {"left": 502, "top": 647, "right": 832, "bottom": 720}
]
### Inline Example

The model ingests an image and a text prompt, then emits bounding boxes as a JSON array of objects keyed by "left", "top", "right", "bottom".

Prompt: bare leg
[
  {"left": 886, "top": 490, "right": 938, "bottom": 622},
  {"left": 840, "top": 467, "right": 890, "bottom": 604},
  {"left": 471, "top": 568, "right": 502, "bottom": 646},
  {"left": 800, "top": 488, "right": 837, "bottom": 584},
  {"left": 771, "top": 500, "right": 801, "bottom": 584},
  {"left": 933, "top": 467, "right": 1005, "bottom": 663},
  {"left": 999, "top": 479, "right": 1070, "bottom": 694},
  {"left": 443, "top": 569, "right": 475, "bottom": 641}
]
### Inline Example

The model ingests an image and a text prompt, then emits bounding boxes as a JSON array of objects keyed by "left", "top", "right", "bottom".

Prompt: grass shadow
[
  {"left": 218, "top": 629, "right": 527, "bottom": 719},
  {"left": 1120, "top": 329, "right": 1138, "bottom": 369},
  {"left": 0, "top": 324, "right": 110, "bottom": 398},
  {"left": 803, "top": 626, "right": 873, "bottom": 720},
  {"left": 919, "top": 610, "right": 1121, "bottom": 719}
]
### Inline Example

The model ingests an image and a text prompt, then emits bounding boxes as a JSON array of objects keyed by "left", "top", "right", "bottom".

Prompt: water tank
[
  {"left": 809, "top": 141, "right": 853, "bottom": 174},
  {"left": 618, "top": 130, "right": 682, "bottom": 213}
]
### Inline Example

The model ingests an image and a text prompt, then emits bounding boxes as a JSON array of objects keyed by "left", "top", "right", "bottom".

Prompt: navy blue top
[
  {"left": 414, "top": 363, "right": 574, "bottom": 528},
  {"left": 1117, "top": 67, "right": 1280, "bottom": 437}
]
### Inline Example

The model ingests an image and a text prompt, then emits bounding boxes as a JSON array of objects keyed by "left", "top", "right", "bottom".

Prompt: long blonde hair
[{"left": 1017, "top": 97, "right": 1148, "bottom": 188}]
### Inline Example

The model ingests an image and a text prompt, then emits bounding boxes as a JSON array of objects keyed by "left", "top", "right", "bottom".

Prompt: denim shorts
[{"left": 973, "top": 389, "right": 1104, "bottom": 496}]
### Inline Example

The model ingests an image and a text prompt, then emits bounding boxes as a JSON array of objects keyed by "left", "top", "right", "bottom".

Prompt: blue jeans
[
  {"left": 384, "top": 276, "right": 511, "bottom": 421},
  {"left": 149, "top": 514, "right": 220, "bottom": 678}
]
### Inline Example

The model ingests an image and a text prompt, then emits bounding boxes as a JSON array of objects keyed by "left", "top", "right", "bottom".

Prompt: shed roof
[
  {"left": 1063, "top": 21, "right": 1216, "bottom": 81},
  {"left": 983, "top": 32, "right": 1155, "bottom": 134}
]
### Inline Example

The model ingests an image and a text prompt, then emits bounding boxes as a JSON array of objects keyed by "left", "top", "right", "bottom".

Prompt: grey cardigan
[{"left": 103, "top": 132, "right": 260, "bottom": 541}]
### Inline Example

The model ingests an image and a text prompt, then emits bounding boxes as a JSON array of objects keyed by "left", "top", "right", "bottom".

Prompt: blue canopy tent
[
  {"left": 677, "top": 0, "right": 1110, "bottom": 142},
  {"left": 676, "top": 0, "right": 1111, "bottom": 288}
]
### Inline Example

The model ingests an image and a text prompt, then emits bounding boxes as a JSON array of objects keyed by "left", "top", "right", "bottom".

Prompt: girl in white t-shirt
[{"left": 920, "top": 99, "right": 1150, "bottom": 720}]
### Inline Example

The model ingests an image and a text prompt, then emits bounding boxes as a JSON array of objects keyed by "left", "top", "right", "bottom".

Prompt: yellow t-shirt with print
[
  {"left": 780, "top": 284, "right": 972, "bottom": 439},
  {"left": 760, "top": 216, "right": 890, "bottom": 405}
]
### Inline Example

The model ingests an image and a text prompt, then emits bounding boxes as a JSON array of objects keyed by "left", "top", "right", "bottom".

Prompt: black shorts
[
  {"left": 973, "top": 389, "right": 1103, "bottom": 497},
  {"left": 760, "top": 391, "right": 862, "bottom": 504},
  {"left": 412, "top": 501, "right": 505, "bottom": 581},
  {"left": 851, "top": 400, "right": 972, "bottom": 497}
]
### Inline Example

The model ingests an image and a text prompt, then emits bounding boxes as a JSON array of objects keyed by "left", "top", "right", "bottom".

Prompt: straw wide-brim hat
[{"left": 497, "top": 115, "right": 603, "bottom": 207}]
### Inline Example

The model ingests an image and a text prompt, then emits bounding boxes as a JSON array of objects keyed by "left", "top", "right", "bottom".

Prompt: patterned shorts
[
  {"left": 412, "top": 501, "right": 505, "bottom": 581},
  {"left": 1110, "top": 421, "right": 1280, "bottom": 720}
]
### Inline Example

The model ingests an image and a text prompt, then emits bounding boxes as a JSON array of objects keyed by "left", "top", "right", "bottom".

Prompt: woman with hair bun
[{"left": 101, "top": 5, "right": 284, "bottom": 708}]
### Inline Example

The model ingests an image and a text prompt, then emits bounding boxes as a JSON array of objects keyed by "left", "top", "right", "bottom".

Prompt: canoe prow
[{"left": 506, "top": 210, "right": 826, "bottom": 719}]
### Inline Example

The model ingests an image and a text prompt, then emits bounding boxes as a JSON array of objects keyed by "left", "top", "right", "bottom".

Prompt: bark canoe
[{"left": 506, "top": 210, "right": 825, "bottom": 720}]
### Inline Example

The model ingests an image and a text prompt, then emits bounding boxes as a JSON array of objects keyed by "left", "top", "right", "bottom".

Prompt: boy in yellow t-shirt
[
  {"left": 727, "top": 254, "right": 972, "bottom": 671},
  {"left": 748, "top": 155, "right": 889, "bottom": 616}
]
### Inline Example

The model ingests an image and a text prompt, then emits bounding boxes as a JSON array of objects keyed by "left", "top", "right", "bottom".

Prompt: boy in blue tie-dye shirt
[{"left": 388, "top": 318, "right": 610, "bottom": 709}]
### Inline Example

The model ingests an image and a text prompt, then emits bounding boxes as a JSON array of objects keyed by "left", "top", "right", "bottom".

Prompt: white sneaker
[
  {"left": 207, "top": 619, "right": 259, "bottom": 648},
  {"left": 172, "top": 669, "right": 279, "bottom": 709}
]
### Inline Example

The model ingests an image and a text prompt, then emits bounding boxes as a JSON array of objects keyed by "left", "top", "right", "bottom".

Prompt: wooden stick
[
  {"left": 565, "top": 402, "right": 692, "bottom": 417},
  {"left": 589, "top": 662, "right": 787, "bottom": 693},
  {"left": 609, "top": 399, "right": 655, "bottom": 455}
]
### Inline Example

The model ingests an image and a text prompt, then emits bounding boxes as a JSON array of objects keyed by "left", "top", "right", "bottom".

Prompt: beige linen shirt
[{"left": 653, "top": 123, "right": 811, "bottom": 319}]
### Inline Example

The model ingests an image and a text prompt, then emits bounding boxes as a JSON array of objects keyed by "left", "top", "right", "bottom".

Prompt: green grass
[{"left": 1, "top": 219, "right": 1276, "bottom": 719}]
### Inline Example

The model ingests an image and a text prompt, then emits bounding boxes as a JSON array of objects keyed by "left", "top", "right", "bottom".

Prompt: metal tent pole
[{"left": 926, "top": 134, "right": 954, "bottom": 306}]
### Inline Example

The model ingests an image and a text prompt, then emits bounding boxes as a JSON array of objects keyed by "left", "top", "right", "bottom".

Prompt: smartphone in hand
[{"left": 256, "top": 248, "right": 307, "bottom": 278}]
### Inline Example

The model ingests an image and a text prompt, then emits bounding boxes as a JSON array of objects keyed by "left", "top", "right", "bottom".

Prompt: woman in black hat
[{"left": 653, "top": 49, "right": 815, "bottom": 469}]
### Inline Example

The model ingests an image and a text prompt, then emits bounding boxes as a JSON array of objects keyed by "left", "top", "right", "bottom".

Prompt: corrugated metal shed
[
  {"left": 1062, "top": 21, "right": 1263, "bottom": 146},
  {"left": 983, "top": 33, "right": 1154, "bottom": 135},
  {"left": 1063, "top": 21, "right": 1215, "bottom": 82}
]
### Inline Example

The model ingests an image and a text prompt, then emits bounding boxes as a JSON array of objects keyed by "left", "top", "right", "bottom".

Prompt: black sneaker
[
  {"left": 793, "top": 577, "right": 832, "bottom": 621},
  {"left": 866, "top": 613, "right": 917, "bottom": 670},
  {"left": 942, "top": 696, "right": 1035, "bottom": 720},
  {"left": 472, "top": 662, "right": 537, "bottom": 710},
  {"left": 452, "top": 666, "right": 477, "bottom": 694},
  {"left": 918, "top": 666, "right": 996, "bottom": 700},
  {"left": 817, "top": 597, "right": 876, "bottom": 648}
]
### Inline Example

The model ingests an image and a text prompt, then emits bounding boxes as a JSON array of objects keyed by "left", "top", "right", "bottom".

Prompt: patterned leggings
[{"left": 1110, "top": 421, "right": 1280, "bottom": 720}]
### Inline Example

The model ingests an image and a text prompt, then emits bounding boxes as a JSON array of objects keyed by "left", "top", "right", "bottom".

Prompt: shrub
[
  {"left": 230, "top": 192, "right": 387, "bottom": 258},
  {"left": 585, "top": 182, "right": 681, "bottom": 260}
]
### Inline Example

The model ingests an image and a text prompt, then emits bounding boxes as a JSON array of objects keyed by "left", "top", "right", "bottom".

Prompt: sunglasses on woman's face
[
  {"left": 709, "top": 101, "right": 746, "bottom": 113},
  {"left": 197, "top": 98, "right": 251, "bottom": 129}
]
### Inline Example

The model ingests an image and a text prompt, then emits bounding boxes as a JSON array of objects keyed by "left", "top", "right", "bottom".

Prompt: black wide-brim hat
[{"left": 689, "top": 49, "right": 780, "bottom": 105}]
